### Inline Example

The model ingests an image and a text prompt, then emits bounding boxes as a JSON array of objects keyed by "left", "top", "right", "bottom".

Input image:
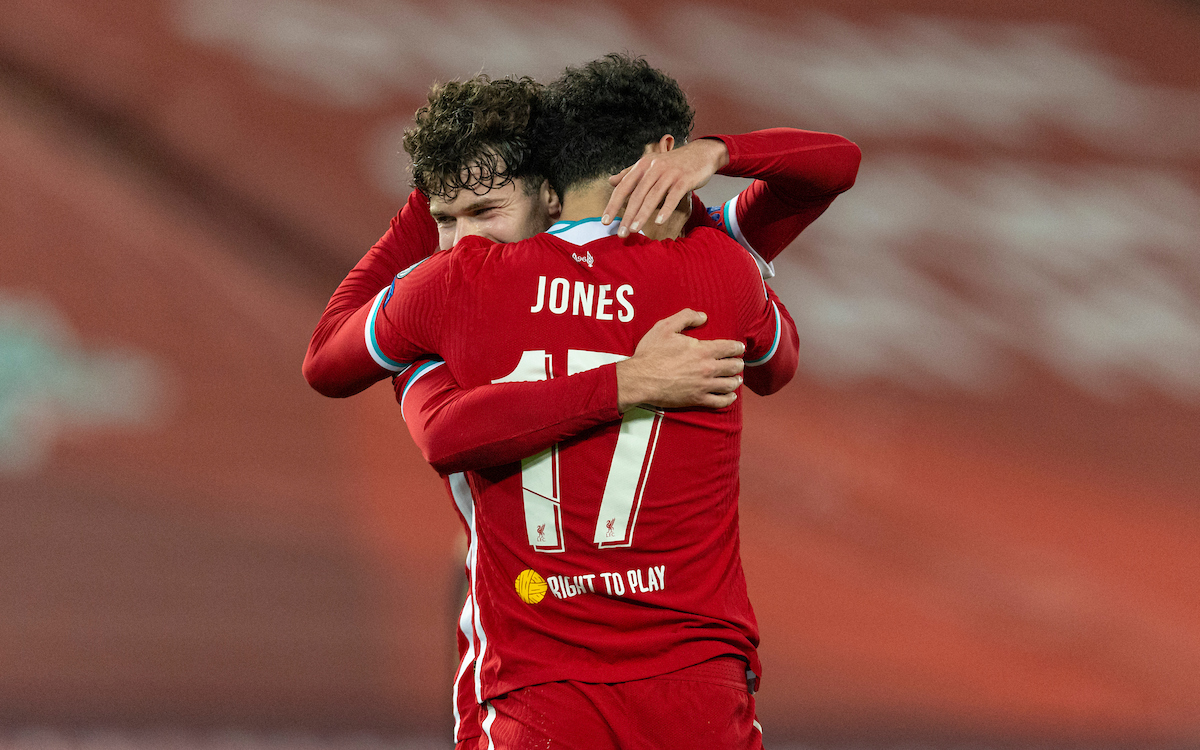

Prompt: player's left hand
[
  {"left": 602, "top": 138, "right": 730, "bottom": 238},
  {"left": 615, "top": 308, "right": 744, "bottom": 412}
]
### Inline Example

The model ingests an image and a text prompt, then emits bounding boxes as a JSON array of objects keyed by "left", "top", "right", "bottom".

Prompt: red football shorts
[{"left": 475, "top": 656, "right": 763, "bottom": 749}]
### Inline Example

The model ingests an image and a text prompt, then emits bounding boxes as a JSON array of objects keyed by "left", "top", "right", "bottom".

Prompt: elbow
[
  {"left": 416, "top": 429, "right": 467, "bottom": 474},
  {"left": 744, "top": 364, "right": 796, "bottom": 396},
  {"left": 303, "top": 352, "right": 353, "bottom": 398},
  {"left": 421, "top": 441, "right": 455, "bottom": 474},
  {"left": 745, "top": 334, "right": 800, "bottom": 396},
  {"left": 424, "top": 439, "right": 505, "bottom": 475},
  {"left": 427, "top": 456, "right": 461, "bottom": 475},
  {"left": 426, "top": 449, "right": 477, "bottom": 476},
  {"left": 833, "top": 140, "right": 863, "bottom": 193}
]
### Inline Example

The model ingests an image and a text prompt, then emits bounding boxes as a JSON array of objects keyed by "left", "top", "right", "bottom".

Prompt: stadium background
[{"left": 2, "top": 0, "right": 1199, "bottom": 747}]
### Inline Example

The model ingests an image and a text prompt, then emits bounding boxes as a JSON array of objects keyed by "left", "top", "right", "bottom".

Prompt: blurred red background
[{"left": 2, "top": 0, "right": 1199, "bottom": 746}]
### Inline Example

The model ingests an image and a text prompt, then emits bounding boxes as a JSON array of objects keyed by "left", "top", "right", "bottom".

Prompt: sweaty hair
[
  {"left": 537, "top": 53, "right": 695, "bottom": 196},
  {"left": 403, "top": 74, "right": 544, "bottom": 200}
]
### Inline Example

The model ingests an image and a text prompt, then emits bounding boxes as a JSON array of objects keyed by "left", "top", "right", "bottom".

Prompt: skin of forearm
[
  {"left": 697, "top": 136, "right": 731, "bottom": 173},
  {"left": 615, "top": 357, "right": 654, "bottom": 412}
]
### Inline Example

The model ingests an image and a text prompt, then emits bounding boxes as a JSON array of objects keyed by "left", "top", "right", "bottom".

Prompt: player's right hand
[
  {"left": 615, "top": 308, "right": 745, "bottom": 411},
  {"left": 602, "top": 138, "right": 730, "bottom": 239}
]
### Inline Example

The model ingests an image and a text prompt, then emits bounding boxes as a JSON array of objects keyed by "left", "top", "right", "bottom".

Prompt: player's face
[{"left": 429, "top": 178, "right": 561, "bottom": 251}]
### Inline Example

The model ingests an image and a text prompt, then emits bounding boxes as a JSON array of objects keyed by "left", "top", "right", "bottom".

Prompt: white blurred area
[
  {"left": 173, "top": 0, "right": 1200, "bottom": 401},
  {"left": 769, "top": 159, "right": 1200, "bottom": 397},
  {"left": 0, "top": 292, "right": 170, "bottom": 475}
]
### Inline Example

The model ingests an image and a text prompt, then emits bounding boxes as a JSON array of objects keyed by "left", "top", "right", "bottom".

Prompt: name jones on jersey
[{"left": 530, "top": 276, "right": 634, "bottom": 322}]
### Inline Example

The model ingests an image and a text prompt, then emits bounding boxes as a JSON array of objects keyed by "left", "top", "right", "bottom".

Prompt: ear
[
  {"left": 539, "top": 179, "right": 562, "bottom": 219},
  {"left": 640, "top": 134, "right": 676, "bottom": 157}
]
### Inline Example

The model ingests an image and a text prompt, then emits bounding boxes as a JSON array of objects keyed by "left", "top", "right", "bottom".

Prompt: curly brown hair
[{"left": 403, "top": 74, "right": 544, "bottom": 200}]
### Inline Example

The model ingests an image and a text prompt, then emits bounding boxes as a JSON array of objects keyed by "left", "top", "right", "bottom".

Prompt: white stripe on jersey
[
  {"left": 449, "top": 472, "right": 488, "bottom": 704},
  {"left": 753, "top": 719, "right": 763, "bottom": 735},
  {"left": 448, "top": 473, "right": 479, "bottom": 740},
  {"left": 399, "top": 359, "right": 446, "bottom": 421},
  {"left": 451, "top": 591, "right": 476, "bottom": 742},
  {"left": 450, "top": 472, "right": 475, "bottom": 537},
  {"left": 481, "top": 702, "right": 499, "bottom": 749},
  {"left": 746, "top": 301, "right": 782, "bottom": 367},
  {"left": 721, "top": 193, "right": 776, "bottom": 280},
  {"left": 364, "top": 287, "right": 409, "bottom": 372}
]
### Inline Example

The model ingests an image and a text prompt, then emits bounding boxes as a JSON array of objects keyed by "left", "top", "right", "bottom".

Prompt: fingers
[
  {"left": 619, "top": 161, "right": 668, "bottom": 237},
  {"left": 653, "top": 308, "right": 707, "bottom": 335},
  {"left": 603, "top": 160, "right": 646, "bottom": 226},
  {"left": 656, "top": 183, "right": 692, "bottom": 225},
  {"left": 708, "top": 375, "right": 742, "bottom": 394},
  {"left": 709, "top": 356, "right": 744, "bottom": 378},
  {"left": 607, "top": 143, "right": 721, "bottom": 232},
  {"left": 607, "top": 155, "right": 689, "bottom": 237},
  {"left": 703, "top": 338, "right": 746, "bottom": 361},
  {"left": 607, "top": 166, "right": 632, "bottom": 186},
  {"left": 697, "top": 390, "right": 738, "bottom": 409}
]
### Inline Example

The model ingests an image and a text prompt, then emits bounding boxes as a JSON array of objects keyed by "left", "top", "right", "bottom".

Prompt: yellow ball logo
[{"left": 514, "top": 569, "right": 548, "bottom": 604}]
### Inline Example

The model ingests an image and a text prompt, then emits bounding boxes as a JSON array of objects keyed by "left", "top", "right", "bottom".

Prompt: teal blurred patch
[{"left": 0, "top": 292, "right": 167, "bottom": 474}]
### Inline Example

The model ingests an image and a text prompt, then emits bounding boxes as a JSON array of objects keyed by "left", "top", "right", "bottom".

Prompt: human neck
[
  {"left": 558, "top": 177, "right": 689, "bottom": 240},
  {"left": 557, "top": 178, "right": 613, "bottom": 223}
]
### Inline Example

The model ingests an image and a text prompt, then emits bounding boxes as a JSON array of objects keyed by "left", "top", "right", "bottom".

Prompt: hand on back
[{"left": 616, "top": 309, "right": 744, "bottom": 411}]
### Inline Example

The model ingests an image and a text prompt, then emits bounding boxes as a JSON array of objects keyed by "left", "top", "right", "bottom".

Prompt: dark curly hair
[
  {"left": 403, "top": 75, "right": 545, "bottom": 200},
  {"left": 536, "top": 53, "right": 695, "bottom": 197}
]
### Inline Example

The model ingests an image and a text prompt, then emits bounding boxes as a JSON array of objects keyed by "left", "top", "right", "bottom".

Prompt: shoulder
[
  {"left": 447, "top": 234, "right": 498, "bottom": 255},
  {"left": 442, "top": 234, "right": 561, "bottom": 278},
  {"left": 673, "top": 227, "right": 763, "bottom": 283},
  {"left": 675, "top": 225, "right": 744, "bottom": 254},
  {"left": 440, "top": 235, "right": 504, "bottom": 273},
  {"left": 449, "top": 233, "right": 555, "bottom": 257}
]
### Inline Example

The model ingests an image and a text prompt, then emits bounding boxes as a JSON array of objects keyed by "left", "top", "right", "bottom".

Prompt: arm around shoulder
[
  {"left": 705, "top": 128, "right": 861, "bottom": 197},
  {"left": 399, "top": 362, "right": 621, "bottom": 474},
  {"left": 303, "top": 189, "right": 439, "bottom": 397}
]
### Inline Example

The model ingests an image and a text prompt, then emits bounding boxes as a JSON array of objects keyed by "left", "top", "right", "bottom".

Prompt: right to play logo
[{"left": 514, "top": 568, "right": 548, "bottom": 604}]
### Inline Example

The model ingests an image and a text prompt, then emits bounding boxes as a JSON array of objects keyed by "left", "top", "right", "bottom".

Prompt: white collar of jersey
[{"left": 545, "top": 217, "right": 631, "bottom": 246}]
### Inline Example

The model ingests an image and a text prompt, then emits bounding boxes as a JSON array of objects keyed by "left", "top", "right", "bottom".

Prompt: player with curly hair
[
  {"left": 404, "top": 75, "right": 543, "bottom": 201},
  {"left": 304, "top": 54, "right": 860, "bottom": 749},
  {"left": 536, "top": 54, "right": 695, "bottom": 198}
]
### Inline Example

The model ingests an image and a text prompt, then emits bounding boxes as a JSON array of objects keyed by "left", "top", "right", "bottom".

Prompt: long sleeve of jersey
[
  {"left": 302, "top": 189, "right": 439, "bottom": 397},
  {"left": 370, "top": 243, "right": 459, "bottom": 365},
  {"left": 710, "top": 229, "right": 799, "bottom": 396},
  {"left": 395, "top": 361, "right": 622, "bottom": 474},
  {"left": 742, "top": 282, "right": 799, "bottom": 396},
  {"left": 693, "top": 128, "right": 861, "bottom": 268}
]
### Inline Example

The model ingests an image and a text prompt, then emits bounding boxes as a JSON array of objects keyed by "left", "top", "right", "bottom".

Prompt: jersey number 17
[{"left": 493, "top": 349, "right": 664, "bottom": 554}]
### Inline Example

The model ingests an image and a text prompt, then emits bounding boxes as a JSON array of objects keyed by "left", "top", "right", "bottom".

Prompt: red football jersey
[
  {"left": 303, "top": 128, "right": 859, "bottom": 399},
  {"left": 371, "top": 220, "right": 795, "bottom": 701},
  {"left": 303, "top": 127, "right": 859, "bottom": 743}
]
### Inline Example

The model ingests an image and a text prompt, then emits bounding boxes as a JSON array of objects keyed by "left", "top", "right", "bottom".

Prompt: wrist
[
  {"left": 615, "top": 359, "right": 647, "bottom": 412},
  {"left": 698, "top": 136, "right": 731, "bottom": 174}
]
